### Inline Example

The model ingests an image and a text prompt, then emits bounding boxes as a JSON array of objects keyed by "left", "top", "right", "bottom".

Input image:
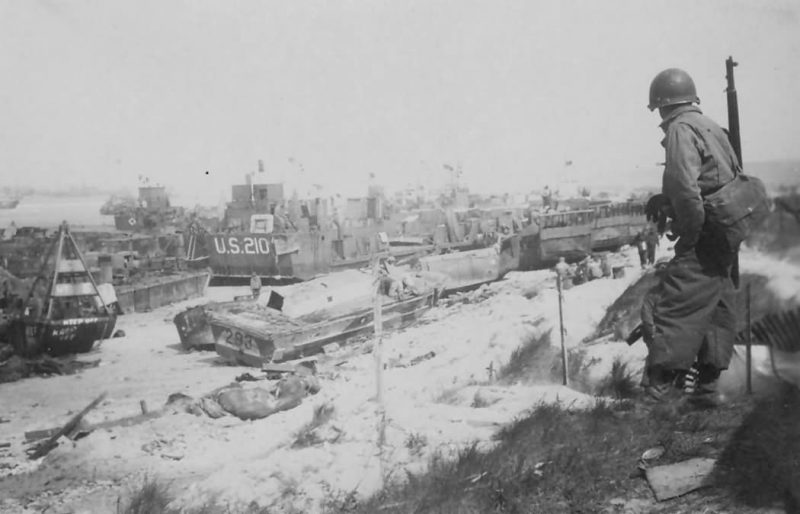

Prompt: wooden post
[
  {"left": 373, "top": 258, "right": 386, "bottom": 486},
  {"left": 557, "top": 272, "right": 568, "bottom": 386},
  {"left": 746, "top": 281, "right": 752, "bottom": 395}
]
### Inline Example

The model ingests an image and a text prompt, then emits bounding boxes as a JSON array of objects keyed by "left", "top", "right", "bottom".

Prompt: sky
[{"left": 1, "top": 0, "right": 799, "bottom": 204}]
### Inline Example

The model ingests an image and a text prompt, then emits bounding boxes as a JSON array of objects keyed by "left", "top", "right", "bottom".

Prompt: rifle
[
  {"left": 725, "top": 56, "right": 742, "bottom": 165},
  {"left": 725, "top": 56, "right": 743, "bottom": 288}
]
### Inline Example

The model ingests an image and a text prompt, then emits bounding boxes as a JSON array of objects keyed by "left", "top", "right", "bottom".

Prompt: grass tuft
[
  {"left": 118, "top": 476, "right": 271, "bottom": 514},
  {"left": 292, "top": 402, "right": 336, "bottom": 448},
  {"left": 497, "top": 330, "right": 555, "bottom": 383},
  {"left": 404, "top": 432, "right": 428, "bottom": 456},
  {"left": 118, "top": 476, "right": 173, "bottom": 514},
  {"left": 596, "top": 358, "right": 639, "bottom": 399}
]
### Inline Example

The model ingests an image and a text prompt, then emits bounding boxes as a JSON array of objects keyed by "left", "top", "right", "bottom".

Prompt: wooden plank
[
  {"left": 56, "top": 259, "right": 87, "bottom": 273},
  {"left": 646, "top": 458, "right": 716, "bottom": 501},
  {"left": 52, "top": 282, "right": 97, "bottom": 297},
  {"left": 27, "top": 392, "right": 107, "bottom": 459},
  {"left": 26, "top": 409, "right": 164, "bottom": 443}
]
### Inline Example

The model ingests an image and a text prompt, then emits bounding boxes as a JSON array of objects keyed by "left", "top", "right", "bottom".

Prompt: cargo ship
[{"left": 0, "top": 197, "right": 20, "bottom": 209}]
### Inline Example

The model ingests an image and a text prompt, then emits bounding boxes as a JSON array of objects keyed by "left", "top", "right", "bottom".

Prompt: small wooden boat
[{"left": 9, "top": 222, "right": 117, "bottom": 357}]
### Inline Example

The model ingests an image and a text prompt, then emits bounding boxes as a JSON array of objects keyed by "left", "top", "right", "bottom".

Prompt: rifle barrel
[{"left": 726, "top": 56, "right": 742, "bottom": 165}]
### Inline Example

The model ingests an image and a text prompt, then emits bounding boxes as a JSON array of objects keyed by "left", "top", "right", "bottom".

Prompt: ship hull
[
  {"left": 8, "top": 315, "right": 117, "bottom": 357},
  {"left": 188, "top": 231, "right": 426, "bottom": 285}
]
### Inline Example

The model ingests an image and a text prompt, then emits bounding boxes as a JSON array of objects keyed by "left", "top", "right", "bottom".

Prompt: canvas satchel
[{"left": 703, "top": 173, "right": 770, "bottom": 249}]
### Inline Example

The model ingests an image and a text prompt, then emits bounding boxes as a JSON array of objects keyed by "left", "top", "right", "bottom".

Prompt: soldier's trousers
[{"left": 641, "top": 247, "right": 737, "bottom": 373}]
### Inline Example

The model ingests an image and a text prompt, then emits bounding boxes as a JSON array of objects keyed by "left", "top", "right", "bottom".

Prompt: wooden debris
[
  {"left": 262, "top": 362, "right": 299, "bottom": 374},
  {"left": 645, "top": 458, "right": 716, "bottom": 501},
  {"left": 27, "top": 409, "right": 166, "bottom": 444},
  {"left": 27, "top": 392, "right": 107, "bottom": 460},
  {"left": 82, "top": 410, "right": 164, "bottom": 433},
  {"left": 261, "top": 359, "right": 316, "bottom": 379},
  {"left": 390, "top": 351, "right": 436, "bottom": 368}
]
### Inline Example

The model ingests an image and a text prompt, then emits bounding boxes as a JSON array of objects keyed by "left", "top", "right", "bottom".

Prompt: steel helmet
[{"left": 648, "top": 68, "right": 700, "bottom": 111}]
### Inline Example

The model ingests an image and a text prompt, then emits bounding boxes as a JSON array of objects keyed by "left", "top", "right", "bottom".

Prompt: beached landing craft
[
  {"left": 8, "top": 223, "right": 117, "bottom": 357},
  {"left": 173, "top": 268, "right": 384, "bottom": 351},
  {"left": 208, "top": 269, "right": 440, "bottom": 367},
  {"left": 514, "top": 201, "right": 649, "bottom": 269}
]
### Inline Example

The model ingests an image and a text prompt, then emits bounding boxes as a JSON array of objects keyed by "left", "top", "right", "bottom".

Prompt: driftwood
[
  {"left": 27, "top": 392, "right": 107, "bottom": 459},
  {"left": 25, "top": 402, "right": 164, "bottom": 443}
]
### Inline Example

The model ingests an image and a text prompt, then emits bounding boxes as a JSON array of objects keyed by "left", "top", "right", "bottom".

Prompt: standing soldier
[
  {"left": 249, "top": 271, "right": 262, "bottom": 300},
  {"left": 633, "top": 230, "right": 648, "bottom": 269},
  {"left": 645, "top": 226, "right": 659, "bottom": 266},
  {"left": 640, "top": 68, "right": 739, "bottom": 407}
]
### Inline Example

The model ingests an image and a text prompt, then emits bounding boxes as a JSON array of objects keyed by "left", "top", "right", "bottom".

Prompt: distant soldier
[
  {"left": 600, "top": 254, "right": 613, "bottom": 278},
  {"left": 645, "top": 227, "right": 660, "bottom": 265},
  {"left": 250, "top": 271, "right": 262, "bottom": 299},
  {"left": 554, "top": 256, "right": 569, "bottom": 279},
  {"left": 633, "top": 230, "right": 647, "bottom": 269},
  {"left": 587, "top": 256, "right": 604, "bottom": 281}
]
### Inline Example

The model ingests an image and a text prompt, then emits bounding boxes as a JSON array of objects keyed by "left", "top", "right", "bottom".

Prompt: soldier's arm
[{"left": 662, "top": 123, "right": 705, "bottom": 252}]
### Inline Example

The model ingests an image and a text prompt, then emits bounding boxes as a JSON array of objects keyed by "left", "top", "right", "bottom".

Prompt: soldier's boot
[
  {"left": 687, "top": 365, "right": 724, "bottom": 409},
  {"left": 642, "top": 366, "right": 685, "bottom": 404}
]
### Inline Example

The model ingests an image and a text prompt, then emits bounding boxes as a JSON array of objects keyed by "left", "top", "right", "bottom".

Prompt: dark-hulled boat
[{"left": 9, "top": 222, "right": 117, "bottom": 357}]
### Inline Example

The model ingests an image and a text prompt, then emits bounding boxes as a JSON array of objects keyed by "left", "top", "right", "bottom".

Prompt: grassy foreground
[
  {"left": 118, "top": 388, "right": 798, "bottom": 514},
  {"left": 343, "top": 399, "right": 755, "bottom": 513},
  {"left": 117, "top": 328, "right": 798, "bottom": 514}
]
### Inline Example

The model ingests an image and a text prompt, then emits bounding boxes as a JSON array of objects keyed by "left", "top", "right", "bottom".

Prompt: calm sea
[{"left": 0, "top": 195, "right": 113, "bottom": 230}]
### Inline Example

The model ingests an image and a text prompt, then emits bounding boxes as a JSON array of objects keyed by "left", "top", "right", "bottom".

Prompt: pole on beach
[
  {"left": 557, "top": 272, "right": 568, "bottom": 386},
  {"left": 373, "top": 255, "right": 387, "bottom": 485}
]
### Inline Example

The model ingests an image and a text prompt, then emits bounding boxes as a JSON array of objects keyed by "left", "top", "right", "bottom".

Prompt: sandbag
[{"left": 216, "top": 387, "right": 282, "bottom": 420}]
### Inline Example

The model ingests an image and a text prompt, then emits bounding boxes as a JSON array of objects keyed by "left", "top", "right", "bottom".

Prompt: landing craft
[
  {"left": 184, "top": 176, "right": 507, "bottom": 286},
  {"left": 100, "top": 182, "right": 186, "bottom": 233},
  {"left": 513, "top": 200, "right": 649, "bottom": 270},
  {"left": 185, "top": 178, "right": 399, "bottom": 283}
]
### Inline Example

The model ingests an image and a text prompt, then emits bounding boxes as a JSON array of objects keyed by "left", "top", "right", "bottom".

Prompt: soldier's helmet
[{"left": 648, "top": 68, "right": 700, "bottom": 111}]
